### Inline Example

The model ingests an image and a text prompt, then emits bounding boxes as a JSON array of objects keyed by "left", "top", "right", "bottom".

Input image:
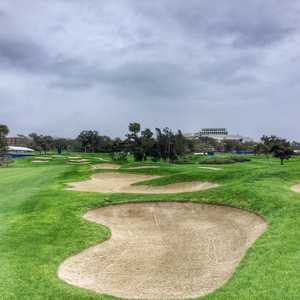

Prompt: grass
[{"left": 0, "top": 153, "right": 300, "bottom": 299}]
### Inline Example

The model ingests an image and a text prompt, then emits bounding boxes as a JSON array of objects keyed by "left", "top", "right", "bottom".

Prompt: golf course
[{"left": 0, "top": 153, "right": 299, "bottom": 299}]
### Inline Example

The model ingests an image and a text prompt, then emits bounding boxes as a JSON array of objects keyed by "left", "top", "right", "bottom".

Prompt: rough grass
[{"left": 0, "top": 154, "right": 300, "bottom": 299}]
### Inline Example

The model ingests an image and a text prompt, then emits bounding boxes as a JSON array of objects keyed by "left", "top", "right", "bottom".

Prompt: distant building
[
  {"left": 184, "top": 128, "right": 253, "bottom": 143},
  {"left": 199, "top": 128, "right": 228, "bottom": 136},
  {"left": 6, "top": 136, "right": 29, "bottom": 146}
]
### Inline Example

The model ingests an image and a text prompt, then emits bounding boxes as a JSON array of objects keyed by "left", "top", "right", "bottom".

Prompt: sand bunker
[
  {"left": 67, "top": 172, "right": 218, "bottom": 194},
  {"left": 198, "top": 166, "right": 222, "bottom": 171},
  {"left": 59, "top": 202, "right": 266, "bottom": 299},
  {"left": 32, "top": 160, "right": 50, "bottom": 163},
  {"left": 97, "top": 157, "right": 109, "bottom": 161},
  {"left": 124, "top": 166, "right": 159, "bottom": 169},
  {"left": 69, "top": 159, "right": 90, "bottom": 163},
  {"left": 291, "top": 183, "right": 300, "bottom": 192},
  {"left": 92, "top": 163, "right": 120, "bottom": 170}
]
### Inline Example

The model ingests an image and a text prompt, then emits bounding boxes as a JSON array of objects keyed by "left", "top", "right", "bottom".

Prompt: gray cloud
[{"left": 1, "top": 0, "right": 300, "bottom": 140}]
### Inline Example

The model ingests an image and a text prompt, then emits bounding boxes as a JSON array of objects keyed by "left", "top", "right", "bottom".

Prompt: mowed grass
[{"left": 0, "top": 154, "right": 300, "bottom": 299}]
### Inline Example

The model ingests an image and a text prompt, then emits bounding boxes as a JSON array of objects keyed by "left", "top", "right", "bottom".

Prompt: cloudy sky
[{"left": 1, "top": 1, "right": 300, "bottom": 140}]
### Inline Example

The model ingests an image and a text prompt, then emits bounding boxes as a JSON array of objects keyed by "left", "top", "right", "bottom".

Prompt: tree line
[{"left": 0, "top": 122, "right": 297, "bottom": 164}]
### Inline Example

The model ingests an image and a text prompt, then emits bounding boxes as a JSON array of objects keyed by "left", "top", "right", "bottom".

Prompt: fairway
[{"left": 0, "top": 154, "right": 300, "bottom": 299}]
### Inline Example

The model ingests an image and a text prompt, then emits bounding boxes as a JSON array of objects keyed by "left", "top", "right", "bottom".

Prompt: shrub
[
  {"left": 199, "top": 156, "right": 251, "bottom": 165},
  {"left": 0, "top": 156, "right": 12, "bottom": 167},
  {"left": 110, "top": 151, "right": 128, "bottom": 162}
]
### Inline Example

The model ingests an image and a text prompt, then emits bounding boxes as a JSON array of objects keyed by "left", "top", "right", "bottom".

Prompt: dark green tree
[
  {"left": 126, "top": 123, "right": 144, "bottom": 161},
  {"left": 29, "top": 133, "right": 53, "bottom": 154},
  {"left": 77, "top": 130, "right": 99, "bottom": 152},
  {"left": 260, "top": 135, "right": 293, "bottom": 165},
  {"left": 0, "top": 124, "right": 9, "bottom": 166}
]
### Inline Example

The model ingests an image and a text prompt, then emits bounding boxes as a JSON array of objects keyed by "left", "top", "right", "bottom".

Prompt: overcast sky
[{"left": 1, "top": 1, "right": 300, "bottom": 140}]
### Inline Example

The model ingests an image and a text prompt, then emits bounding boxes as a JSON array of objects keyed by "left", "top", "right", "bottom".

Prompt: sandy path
[
  {"left": 291, "top": 183, "right": 300, "bottom": 192},
  {"left": 67, "top": 172, "right": 218, "bottom": 194},
  {"left": 59, "top": 202, "right": 266, "bottom": 299}
]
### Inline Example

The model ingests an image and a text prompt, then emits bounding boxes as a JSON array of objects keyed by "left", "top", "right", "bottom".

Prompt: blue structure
[
  {"left": 6, "top": 146, "right": 34, "bottom": 158},
  {"left": 236, "top": 150, "right": 255, "bottom": 155}
]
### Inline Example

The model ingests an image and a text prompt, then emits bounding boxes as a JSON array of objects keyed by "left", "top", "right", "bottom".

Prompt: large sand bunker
[
  {"left": 291, "top": 183, "right": 300, "bottom": 192},
  {"left": 67, "top": 172, "right": 218, "bottom": 194},
  {"left": 59, "top": 202, "right": 267, "bottom": 299}
]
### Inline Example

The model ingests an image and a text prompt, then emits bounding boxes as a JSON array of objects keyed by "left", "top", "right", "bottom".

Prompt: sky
[{"left": 1, "top": 0, "right": 300, "bottom": 140}]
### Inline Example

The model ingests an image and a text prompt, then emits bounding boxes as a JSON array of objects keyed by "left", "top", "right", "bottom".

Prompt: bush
[
  {"left": 110, "top": 151, "right": 128, "bottom": 162},
  {"left": 0, "top": 156, "right": 12, "bottom": 167},
  {"left": 199, "top": 156, "right": 251, "bottom": 165}
]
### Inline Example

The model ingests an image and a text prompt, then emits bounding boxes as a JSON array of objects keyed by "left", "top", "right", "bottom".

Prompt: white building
[{"left": 184, "top": 128, "right": 253, "bottom": 143}]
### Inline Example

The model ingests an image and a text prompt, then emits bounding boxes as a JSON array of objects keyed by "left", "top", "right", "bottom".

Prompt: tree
[
  {"left": 29, "top": 133, "right": 53, "bottom": 154},
  {"left": 77, "top": 130, "right": 99, "bottom": 152},
  {"left": 126, "top": 123, "right": 144, "bottom": 161},
  {"left": 0, "top": 124, "right": 9, "bottom": 166},
  {"left": 141, "top": 128, "right": 155, "bottom": 160},
  {"left": 259, "top": 135, "right": 293, "bottom": 165},
  {"left": 0, "top": 124, "right": 9, "bottom": 152},
  {"left": 272, "top": 144, "right": 293, "bottom": 165}
]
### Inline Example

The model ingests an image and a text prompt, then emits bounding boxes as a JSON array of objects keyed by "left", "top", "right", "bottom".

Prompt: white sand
[{"left": 59, "top": 202, "right": 267, "bottom": 299}]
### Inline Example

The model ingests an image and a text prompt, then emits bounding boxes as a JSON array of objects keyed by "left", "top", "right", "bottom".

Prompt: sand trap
[
  {"left": 32, "top": 160, "right": 50, "bottom": 163},
  {"left": 67, "top": 172, "right": 218, "bottom": 194},
  {"left": 199, "top": 166, "right": 222, "bottom": 171},
  {"left": 59, "top": 202, "right": 266, "bottom": 299},
  {"left": 35, "top": 157, "right": 52, "bottom": 160},
  {"left": 92, "top": 163, "right": 120, "bottom": 170},
  {"left": 291, "top": 183, "right": 300, "bottom": 192},
  {"left": 69, "top": 159, "right": 90, "bottom": 163},
  {"left": 123, "top": 166, "right": 159, "bottom": 169},
  {"left": 97, "top": 157, "right": 109, "bottom": 161}
]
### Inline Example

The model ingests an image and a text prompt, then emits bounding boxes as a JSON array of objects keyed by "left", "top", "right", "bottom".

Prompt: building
[
  {"left": 184, "top": 128, "right": 253, "bottom": 143},
  {"left": 6, "top": 136, "right": 29, "bottom": 146},
  {"left": 199, "top": 128, "right": 228, "bottom": 136}
]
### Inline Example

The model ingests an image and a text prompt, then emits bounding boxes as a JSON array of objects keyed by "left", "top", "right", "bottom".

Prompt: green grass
[{"left": 0, "top": 154, "right": 300, "bottom": 299}]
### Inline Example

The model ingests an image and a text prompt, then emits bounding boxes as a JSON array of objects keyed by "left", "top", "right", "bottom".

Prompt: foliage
[
  {"left": 0, "top": 124, "right": 9, "bottom": 151},
  {"left": 110, "top": 151, "right": 128, "bottom": 162},
  {"left": 125, "top": 123, "right": 190, "bottom": 162},
  {"left": 0, "top": 124, "right": 9, "bottom": 166},
  {"left": 29, "top": 133, "right": 54, "bottom": 154},
  {"left": 200, "top": 156, "right": 251, "bottom": 164},
  {"left": 256, "top": 135, "right": 293, "bottom": 165}
]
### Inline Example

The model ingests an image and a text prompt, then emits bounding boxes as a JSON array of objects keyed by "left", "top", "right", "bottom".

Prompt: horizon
[{"left": 1, "top": 1, "right": 300, "bottom": 140}]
